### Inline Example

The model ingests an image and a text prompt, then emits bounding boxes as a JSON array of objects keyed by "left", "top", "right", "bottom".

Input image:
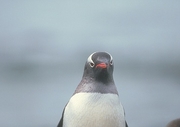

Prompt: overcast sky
[{"left": 0, "top": 1, "right": 180, "bottom": 64}]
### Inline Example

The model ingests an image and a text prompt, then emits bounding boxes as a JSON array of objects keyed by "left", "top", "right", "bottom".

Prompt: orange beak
[{"left": 96, "top": 63, "right": 107, "bottom": 69}]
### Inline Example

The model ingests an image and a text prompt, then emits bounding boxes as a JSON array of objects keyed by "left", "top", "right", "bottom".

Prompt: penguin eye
[
  {"left": 110, "top": 60, "right": 113, "bottom": 65},
  {"left": 89, "top": 62, "right": 95, "bottom": 67}
]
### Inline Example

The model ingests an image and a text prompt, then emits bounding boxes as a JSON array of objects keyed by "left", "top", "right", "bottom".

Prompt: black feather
[
  {"left": 125, "top": 121, "right": 128, "bottom": 127},
  {"left": 57, "top": 107, "right": 65, "bottom": 127}
]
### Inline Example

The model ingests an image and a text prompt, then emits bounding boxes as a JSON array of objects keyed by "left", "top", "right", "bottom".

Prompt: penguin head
[{"left": 83, "top": 52, "right": 114, "bottom": 83}]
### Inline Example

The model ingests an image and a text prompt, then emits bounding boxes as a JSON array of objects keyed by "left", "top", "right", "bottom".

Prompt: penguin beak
[{"left": 96, "top": 63, "right": 107, "bottom": 69}]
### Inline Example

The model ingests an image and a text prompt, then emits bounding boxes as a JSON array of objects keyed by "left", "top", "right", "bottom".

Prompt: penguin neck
[
  {"left": 82, "top": 68, "right": 114, "bottom": 84},
  {"left": 83, "top": 74, "right": 114, "bottom": 84},
  {"left": 74, "top": 75, "right": 118, "bottom": 95}
]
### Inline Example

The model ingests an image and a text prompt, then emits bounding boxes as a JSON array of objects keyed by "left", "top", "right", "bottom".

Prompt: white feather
[
  {"left": 87, "top": 52, "right": 96, "bottom": 64},
  {"left": 63, "top": 93, "right": 125, "bottom": 127}
]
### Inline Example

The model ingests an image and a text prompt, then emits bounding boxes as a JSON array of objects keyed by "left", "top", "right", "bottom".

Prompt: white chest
[{"left": 63, "top": 93, "right": 125, "bottom": 127}]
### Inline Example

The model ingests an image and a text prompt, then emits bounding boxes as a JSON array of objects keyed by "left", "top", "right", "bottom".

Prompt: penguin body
[
  {"left": 63, "top": 93, "right": 125, "bottom": 127},
  {"left": 57, "top": 52, "right": 128, "bottom": 127}
]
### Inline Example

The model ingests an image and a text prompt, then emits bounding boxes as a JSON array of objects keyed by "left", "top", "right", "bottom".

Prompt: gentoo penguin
[{"left": 57, "top": 52, "right": 128, "bottom": 127}]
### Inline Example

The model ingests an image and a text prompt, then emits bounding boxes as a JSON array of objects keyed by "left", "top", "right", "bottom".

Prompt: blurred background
[{"left": 0, "top": 1, "right": 180, "bottom": 127}]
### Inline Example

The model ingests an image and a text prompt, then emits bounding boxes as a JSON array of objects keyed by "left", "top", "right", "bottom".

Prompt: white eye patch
[
  {"left": 109, "top": 53, "right": 113, "bottom": 62},
  {"left": 87, "top": 52, "right": 113, "bottom": 67},
  {"left": 87, "top": 52, "right": 96, "bottom": 64},
  {"left": 104, "top": 52, "right": 113, "bottom": 63}
]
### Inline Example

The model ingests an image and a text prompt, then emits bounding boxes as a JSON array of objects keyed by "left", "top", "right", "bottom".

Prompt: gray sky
[{"left": 0, "top": 1, "right": 180, "bottom": 65}]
